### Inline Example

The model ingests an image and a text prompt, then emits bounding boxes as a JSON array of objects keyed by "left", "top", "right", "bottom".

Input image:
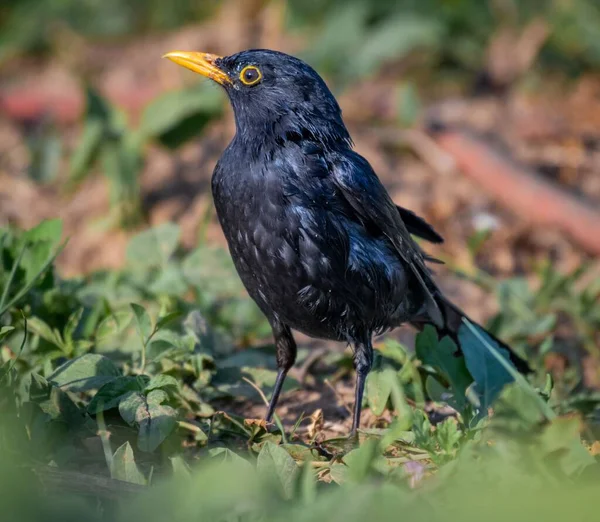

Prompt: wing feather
[{"left": 331, "top": 151, "right": 444, "bottom": 327}]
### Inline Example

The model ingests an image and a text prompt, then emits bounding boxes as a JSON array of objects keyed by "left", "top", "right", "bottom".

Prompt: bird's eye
[{"left": 239, "top": 65, "right": 262, "bottom": 86}]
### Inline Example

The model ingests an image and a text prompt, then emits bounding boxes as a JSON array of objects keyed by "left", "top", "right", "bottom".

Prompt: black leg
[
  {"left": 351, "top": 337, "right": 373, "bottom": 435},
  {"left": 265, "top": 319, "right": 297, "bottom": 422},
  {"left": 266, "top": 368, "right": 287, "bottom": 422}
]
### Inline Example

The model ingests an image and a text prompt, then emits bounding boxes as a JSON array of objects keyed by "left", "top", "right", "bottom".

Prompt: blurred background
[{"left": 1, "top": 0, "right": 599, "bottom": 399}]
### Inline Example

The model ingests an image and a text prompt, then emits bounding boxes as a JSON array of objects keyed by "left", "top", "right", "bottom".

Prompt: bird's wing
[
  {"left": 396, "top": 206, "right": 444, "bottom": 244},
  {"left": 331, "top": 151, "right": 444, "bottom": 327}
]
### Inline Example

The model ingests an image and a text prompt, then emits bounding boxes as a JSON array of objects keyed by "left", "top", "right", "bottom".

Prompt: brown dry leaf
[
  {"left": 307, "top": 408, "right": 324, "bottom": 440},
  {"left": 244, "top": 418, "right": 268, "bottom": 430},
  {"left": 318, "top": 468, "right": 334, "bottom": 483}
]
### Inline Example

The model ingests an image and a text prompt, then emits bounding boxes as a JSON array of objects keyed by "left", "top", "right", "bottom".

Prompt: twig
[
  {"left": 242, "top": 376, "right": 269, "bottom": 407},
  {"left": 241, "top": 376, "right": 287, "bottom": 442},
  {"left": 324, "top": 379, "right": 352, "bottom": 416},
  {"left": 293, "top": 347, "right": 327, "bottom": 384}
]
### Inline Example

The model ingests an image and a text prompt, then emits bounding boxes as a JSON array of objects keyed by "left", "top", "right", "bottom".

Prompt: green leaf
[
  {"left": 343, "top": 438, "right": 379, "bottom": 483},
  {"left": 131, "top": 303, "right": 152, "bottom": 344},
  {"left": 119, "top": 389, "right": 177, "bottom": 452},
  {"left": 492, "top": 384, "right": 549, "bottom": 432},
  {"left": 539, "top": 417, "right": 594, "bottom": 476},
  {"left": 0, "top": 326, "right": 15, "bottom": 343},
  {"left": 281, "top": 444, "right": 326, "bottom": 462},
  {"left": 527, "top": 315, "right": 557, "bottom": 336},
  {"left": 27, "top": 316, "right": 66, "bottom": 352},
  {"left": 63, "top": 308, "right": 84, "bottom": 347},
  {"left": 155, "top": 311, "right": 182, "bottom": 331},
  {"left": 397, "top": 82, "right": 421, "bottom": 127},
  {"left": 170, "top": 455, "right": 191, "bottom": 480},
  {"left": 28, "top": 131, "right": 62, "bottom": 184},
  {"left": 182, "top": 245, "right": 241, "bottom": 296},
  {"left": 298, "top": 459, "right": 317, "bottom": 505},
  {"left": 68, "top": 119, "right": 104, "bottom": 185},
  {"left": 48, "top": 354, "right": 121, "bottom": 392},
  {"left": 144, "top": 374, "right": 179, "bottom": 393},
  {"left": 84, "top": 87, "right": 112, "bottom": 122},
  {"left": 111, "top": 441, "right": 146, "bottom": 485},
  {"left": 208, "top": 447, "right": 254, "bottom": 472},
  {"left": 147, "top": 329, "right": 196, "bottom": 362},
  {"left": 126, "top": 223, "right": 180, "bottom": 268},
  {"left": 156, "top": 112, "right": 218, "bottom": 149},
  {"left": 30, "top": 374, "right": 86, "bottom": 427},
  {"left": 19, "top": 219, "right": 63, "bottom": 285},
  {"left": 139, "top": 84, "right": 222, "bottom": 148},
  {"left": 329, "top": 462, "right": 348, "bottom": 485},
  {"left": 412, "top": 409, "right": 433, "bottom": 449},
  {"left": 366, "top": 364, "right": 396, "bottom": 416},
  {"left": 73, "top": 339, "right": 94, "bottom": 354},
  {"left": 100, "top": 137, "right": 142, "bottom": 227},
  {"left": 305, "top": 4, "right": 367, "bottom": 82},
  {"left": 96, "top": 310, "right": 133, "bottom": 342},
  {"left": 29, "top": 372, "right": 52, "bottom": 403},
  {"left": 0, "top": 231, "right": 65, "bottom": 317},
  {"left": 380, "top": 376, "right": 413, "bottom": 446},
  {"left": 87, "top": 376, "right": 148, "bottom": 413},
  {"left": 148, "top": 264, "right": 188, "bottom": 296},
  {"left": 356, "top": 15, "right": 441, "bottom": 77},
  {"left": 0, "top": 314, "right": 26, "bottom": 385},
  {"left": 425, "top": 375, "right": 446, "bottom": 404},
  {"left": 416, "top": 326, "right": 473, "bottom": 413},
  {"left": 256, "top": 442, "right": 299, "bottom": 500},
  {"left": 22, "top": 218, "right": 63, "bottom": 245},
  {"left": 117, "top": 391, "right": 147, "bottom": 426},
  {"left": 434, "top": 418, "right": 462, "bottom": 455}
]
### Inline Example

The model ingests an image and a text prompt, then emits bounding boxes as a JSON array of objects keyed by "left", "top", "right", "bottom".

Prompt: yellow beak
[{"left": 162, "top": 51, "right": 231, "bottom": 86}]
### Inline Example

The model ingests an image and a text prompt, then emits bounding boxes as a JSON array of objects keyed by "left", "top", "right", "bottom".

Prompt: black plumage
[{"left": 164, "top": 49, "right": 529, "bottom": 433}]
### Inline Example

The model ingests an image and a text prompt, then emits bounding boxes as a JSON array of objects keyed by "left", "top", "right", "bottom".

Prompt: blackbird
[{"left": 164, "top": 49, "right": 529, "bottom": 434}]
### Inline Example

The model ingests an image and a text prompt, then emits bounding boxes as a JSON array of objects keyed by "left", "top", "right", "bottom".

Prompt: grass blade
[
  {"left": 0, "top": 314, "right": 27, "bottom": 385},
  {"left": 0, "top": 244, "right": 26, "bottom": 315},
  {"left": 0, "top": 241, "right": 66, "bottom": 317}
]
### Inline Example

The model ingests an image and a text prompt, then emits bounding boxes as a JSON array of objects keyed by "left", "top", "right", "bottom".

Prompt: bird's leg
[
  {"left": 351, "top": 337, "right": 373, "bottom": 436},
  {"left": 265, "top": 320, "right": 297, "bottom": 423}
]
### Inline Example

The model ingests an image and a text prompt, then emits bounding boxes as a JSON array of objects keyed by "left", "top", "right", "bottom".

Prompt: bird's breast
[
  {"left": 210, "top": 145, "right": 414, "bottom": 339},
  {"left": 213, "top": 169, "right": 310, "bottom": 284}
]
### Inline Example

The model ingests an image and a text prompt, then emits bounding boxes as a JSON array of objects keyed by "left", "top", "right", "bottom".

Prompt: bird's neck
[{"left": 232, "top": 113, "right": 352, "bottom": 158}]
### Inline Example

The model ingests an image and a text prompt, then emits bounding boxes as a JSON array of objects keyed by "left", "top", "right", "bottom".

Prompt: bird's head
[{"left": 163, "top": 49, "right": 351, "bottom": 149}]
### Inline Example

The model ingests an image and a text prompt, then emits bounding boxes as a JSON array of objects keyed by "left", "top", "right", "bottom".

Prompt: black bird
[{"left": 164, "top": 49, "right": 529, "bottom": 434}]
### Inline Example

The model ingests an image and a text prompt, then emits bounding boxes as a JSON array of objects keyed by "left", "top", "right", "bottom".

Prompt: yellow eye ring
[{"left": 239, "top": 65, "right": 262, "bottom": 86}]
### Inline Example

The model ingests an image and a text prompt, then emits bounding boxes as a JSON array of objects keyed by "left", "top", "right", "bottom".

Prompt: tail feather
[
  {"left": 411, "top": 297, "right": 531, "bottom": 412},
  {"left": 435, "top": 298, "right": 531, "bottom": 374}
]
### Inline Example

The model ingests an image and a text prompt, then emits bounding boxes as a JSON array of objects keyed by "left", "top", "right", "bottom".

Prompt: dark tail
[{"left": 431, "top": 298, "right": 531, "bottom": 374}]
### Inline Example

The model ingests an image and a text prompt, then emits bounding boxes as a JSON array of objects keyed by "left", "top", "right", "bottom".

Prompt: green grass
[{"left": 0, "top": 219, "right": 599, "bottom": 520}]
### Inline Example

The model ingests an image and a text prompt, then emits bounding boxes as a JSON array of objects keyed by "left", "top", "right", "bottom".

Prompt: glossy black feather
[{"left": 396, "top": 206, "right": 444, "bottom": 244}]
